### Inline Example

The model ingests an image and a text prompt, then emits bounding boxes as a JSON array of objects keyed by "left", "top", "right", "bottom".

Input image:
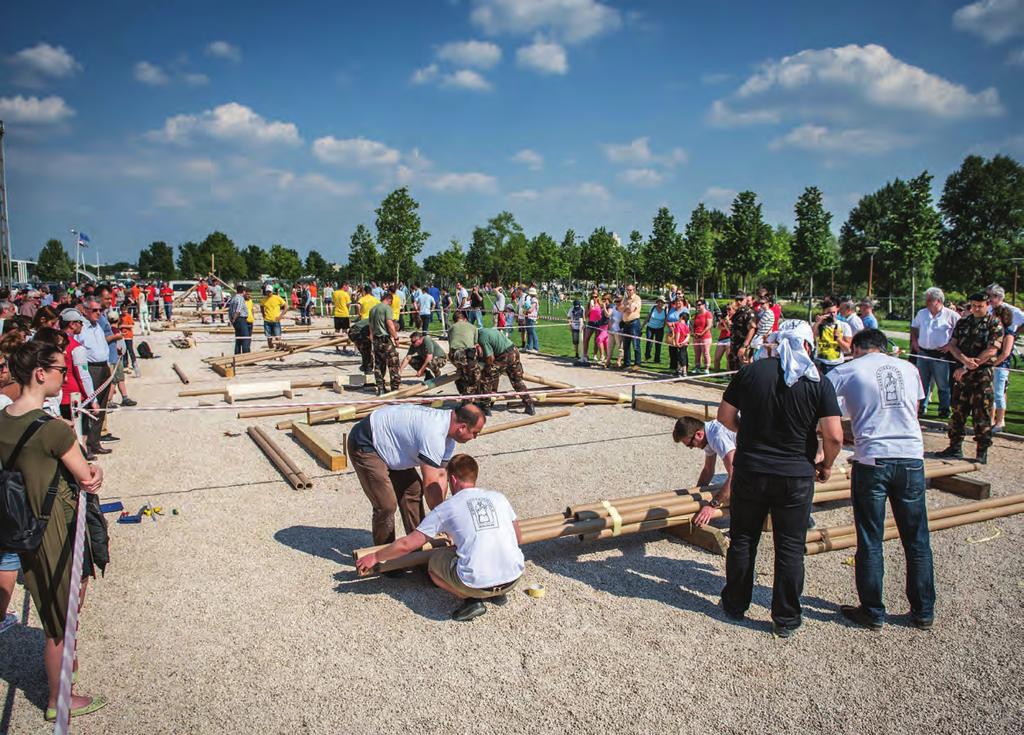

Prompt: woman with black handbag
[{"left": 0, "top": 341, "right": 106, "bottom": 721}]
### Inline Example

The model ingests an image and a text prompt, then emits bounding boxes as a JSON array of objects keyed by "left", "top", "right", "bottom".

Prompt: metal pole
[{"left": 0, "top": 121, "right": 13, "bottom": 288}]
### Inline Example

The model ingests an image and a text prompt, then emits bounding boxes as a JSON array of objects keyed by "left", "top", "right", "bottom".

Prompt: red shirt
[
  {"left": 692, "top": 310, "right": 712, "bottom": 338},
  {"left": 145, "top": 286, "right": 156, "bottom": 302},
  {"left": 161, "top": 287, "right": 173, "bottom": 303},
  {"left": 61, "top": 336, "right": 88, "bottom": 405},
  {"left": 770, "top": 303, "right": 782, "bottom": 331},
  {"left": 197, "top": 283, "right": 208, "bottom": 300}
]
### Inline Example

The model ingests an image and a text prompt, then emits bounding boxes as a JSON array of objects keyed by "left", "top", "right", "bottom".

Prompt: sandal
[{"left": 44, "top": 694, "right": 108, "bottom": 722}]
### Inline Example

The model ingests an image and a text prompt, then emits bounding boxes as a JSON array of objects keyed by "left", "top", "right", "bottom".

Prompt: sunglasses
[
  {"left": 42, "top": 364, "right": 68, "bottom": 377},
  {"left": 88, "top": 308, "right": 101, "bottom": 312}
]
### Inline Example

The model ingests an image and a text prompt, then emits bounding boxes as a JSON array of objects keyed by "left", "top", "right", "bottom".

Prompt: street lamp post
[
  {"left": 1012, "top": 257, "right": 1023, "bottom": 307},
  {"left": 865, "top": 246, "right": 879, "bottom": 298}
]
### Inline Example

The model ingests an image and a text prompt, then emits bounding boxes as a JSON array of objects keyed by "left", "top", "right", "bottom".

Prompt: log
[
  {"left": 182, "top": 377, "right": 333, "bottom": 398},
  {"left": 478, "top": 409, "right": 571, "bottom": 436},
  {"left": 247, "top": 426, "right": 308, "bottom": 490},
  {"left": 805, "top": 500, "right": 1024, "bottom": 555},
  {"left": 303, "top": 374, "right": 458, "bottom": 427},
  {"left": 632, "top": 395, "right": 710, "bottom": 421},
  {"left": 521, "top": 371, "right": 627, "bottom": 404},
  {"left": 172, "top": 363, "right": 190, "bottom": 384},
  {"left": 930, "top": 474, "right": 991, "bottom": 500},
  {"left": 290, "top": 421, "right": 346, "bottom": 471}
]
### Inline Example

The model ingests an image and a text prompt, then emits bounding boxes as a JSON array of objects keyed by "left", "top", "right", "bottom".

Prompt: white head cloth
[{"left": 771, "top": 319, "right": 819, "bottom": 387}]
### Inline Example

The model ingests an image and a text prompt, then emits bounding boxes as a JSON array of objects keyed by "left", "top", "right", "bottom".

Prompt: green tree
[
  {"left": 642, "top": 207, "right": 683, "bottom": 288},
  {"left": 138, "top": 241, "right": 176, "bottom": 279},
  {"left": 347, "top": 224, "right": 380, "bottom": 286},
  {"left": 242, "top": 245, "right": 269, "bottom": 280},
  {"left": 682, "top": 203, "right": 718, "bottom": 295},
  {"left": 792, "top": 186, "right": 836, "bottom": 300},
  {"left": 560, "top": 229, "right": 581, "bottom": 284},
  {"left": 936, "top": 154, "right": 1024, "bottom": 292},
  {"left": 840, "top": 172, "right": 942, "bottom": 298},
  {"left": 304, "top": 250, "right": 334, "bottom": 283},
  {"left": 35, "top": 239, "right": 74, "bottom": 281},
  {"left": 469, "top": 212, "right": 525, "bottom": 284},
  {"left": 266, "top": 244, "right": 303, "bottom": 281},
  {"left": 176, "top": 241, "right": 202, "bottom": 279},
  {"left": 579, "top": 227, "right": 625, "bottom": 285},
  {"left": 466, "top": 227, "right": 491, "bottom": 283},
  {"left": 197, "top": 231, "right": 246, "bottom": 280},
  {"left": 423, "top": 238, "right": 468, "bottom": 287},
  {"left": 725, "top": 191, "right": 772, "bottom": 290},
  {"left": 526, "top": 232, "right": 566, "bottom": 283},
  {"left": 760, "top": 224, "right": 793, "bottom": 289},
  {"left": 375, "top": 187, "right": 429, "bottom": 283},
  {"left": 625, "top": 230, "right": 645, "bottom": 285}
]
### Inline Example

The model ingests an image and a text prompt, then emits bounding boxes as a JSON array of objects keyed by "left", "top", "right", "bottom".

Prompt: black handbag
[{"left": 0, "top": 415, "right": 61, "bottom": 553}]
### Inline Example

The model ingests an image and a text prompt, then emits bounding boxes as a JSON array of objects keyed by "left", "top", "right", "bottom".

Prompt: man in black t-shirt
[{"left": 715, "top": 321, "right": 843, "bottom": 637}]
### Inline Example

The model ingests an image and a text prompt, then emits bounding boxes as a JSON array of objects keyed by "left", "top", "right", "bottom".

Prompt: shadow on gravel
[
  {"left": 0, "top": 592, "right": 48, "bottom": 730},
  {"left": 530, "top": 534, "right": 835, "bottom": 628},
  {"left": 274, "top": 525, "right": 369, "bottom": 565}
]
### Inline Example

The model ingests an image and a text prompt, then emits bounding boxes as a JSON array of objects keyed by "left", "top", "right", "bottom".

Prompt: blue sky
[{"left": 2, "top": 0, "right": 1022, "bottom": 265}]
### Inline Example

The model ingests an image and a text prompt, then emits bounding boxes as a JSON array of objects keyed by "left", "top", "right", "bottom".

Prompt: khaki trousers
[{"left": 347, "top": 435, "right": 424, "bottom": 545}]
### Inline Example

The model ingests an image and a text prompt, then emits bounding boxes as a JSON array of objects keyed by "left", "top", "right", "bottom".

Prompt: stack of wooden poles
[
  {"left": 203, "top": 334, "right": 352, "bottom": 376},
  {"left": 246, "top": 426, "right": 313, "bottom": 490}
]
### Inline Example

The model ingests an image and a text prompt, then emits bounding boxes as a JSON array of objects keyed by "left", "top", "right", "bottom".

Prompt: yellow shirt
[
  {"left": 332, "top": 289, "right": 351, "bottom": 318},
  {"left": 391, "top": 292, "right": 403, "bottom": 320},
  {"left": 358, "top": 294, "right": 380, "bottom": 320},
  {"left": 245, "top": 298, "right": 254, "bottom": 323},
  {"left": 262, "top": 294, "right": 286, "bottom": 322}
]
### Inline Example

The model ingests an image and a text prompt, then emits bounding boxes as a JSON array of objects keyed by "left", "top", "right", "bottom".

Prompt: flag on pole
[{"left": 77, "top": 232, "right": 90, "bottom": 247}]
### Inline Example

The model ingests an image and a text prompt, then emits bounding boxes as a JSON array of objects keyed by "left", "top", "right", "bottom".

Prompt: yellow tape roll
[
  {"left": 601, "top": 500, "right": 623, "bottom": 536},
  {"left": 525, "top": 584, "right": 545, "bottom": 598}
]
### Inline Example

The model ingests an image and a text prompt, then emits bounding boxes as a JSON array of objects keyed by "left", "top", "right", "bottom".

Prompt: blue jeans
[
  {"left": 993, "top": 366, "right": 1009, "bottom": 409},
  {"left": 163, "top": 303, "right": 173, "bottom": 320},
  {"left": 470, "top": 309, "right": 483, "bottom": 327},
  {"left": 621, "top": 319, "right": 641, "bottom": 366},
  {"left": 916, "top": 352, "right": 951, "bottom": 414},
  {"left": 850, "top": 459, "right": 935, "bottom": 623},
  {"left": 525, "top": 318, "right": 539, "bottom": 351},
  {"left": 419, "top": 313, "right": 432, "bottom": 331},
  {"left": 232, "top": 316, "right": 251, "bottom": 354}
]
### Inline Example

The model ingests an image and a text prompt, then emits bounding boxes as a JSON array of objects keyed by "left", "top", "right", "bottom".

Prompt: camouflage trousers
[
  {"left": 727, "top": 337, "right": 749, "bottom": 371},
  {"left": 480, "top": 348, "right": 533, "bottom": 409},
  {"left": 450, "top": 348, "right": 480, "bottom": 396},
  {"left": 411, "top": 354, "right": 447, "bottom": 380},
  {"left": 947, "top": 369, "right": 994, "bottom": 449},
  {"left": 352, "top": 339, "right": 373, "bottom": 373},
  {"left": 372, "top": 340, "right": 401, "bottom": 393}
]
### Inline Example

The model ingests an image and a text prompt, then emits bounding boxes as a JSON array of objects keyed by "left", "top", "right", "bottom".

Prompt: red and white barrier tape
[{"left": 53, "top": 491, "right": 87, "bottom": 734}]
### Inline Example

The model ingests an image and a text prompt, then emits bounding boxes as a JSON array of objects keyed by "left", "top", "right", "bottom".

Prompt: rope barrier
[{"left": 52, "top": 490, "right": 87, "bottom": 734}]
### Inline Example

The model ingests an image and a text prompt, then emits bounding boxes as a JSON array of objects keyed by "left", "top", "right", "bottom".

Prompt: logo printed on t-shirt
[
  {"left": 876, "top": 366, "right": 905, "bottom": 409},
  {"left": 469, "top": 497, "right": 499, "bottom": 531}
]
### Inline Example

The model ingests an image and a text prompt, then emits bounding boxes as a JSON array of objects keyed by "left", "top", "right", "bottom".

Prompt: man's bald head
[{"left": 450, "top": 403, "right": 486, "bottom": 442}]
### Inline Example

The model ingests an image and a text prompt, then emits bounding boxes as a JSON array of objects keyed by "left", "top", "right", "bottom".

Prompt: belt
[
  {"left": 478, "top": 579, "right": 517, "bottom": 593},
  {"left": 87, "top": 361, "right": 109, "bottom": 367}
]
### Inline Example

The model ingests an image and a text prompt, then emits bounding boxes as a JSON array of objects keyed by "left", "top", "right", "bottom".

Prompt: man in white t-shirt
[
  {"left": 672, "top": 416, "right": 736, "bottom": 526},
  {"left": 910, "top": 286, "right": 960, "bottom": 418},
  {"left": 839, "top": 300, "right": 865, "bottom": 335},
  {"left": 986, "top": 283, "right": 1024, "bottom": 330},
  {"left": 826, "top": 327, "right": 934, "bottom": 631},
  {"left": 347, "top": 404, "right": 486, "bottom": 546},
  {"left": 356, "top": 454, "right": 524, "bottom": 621}
]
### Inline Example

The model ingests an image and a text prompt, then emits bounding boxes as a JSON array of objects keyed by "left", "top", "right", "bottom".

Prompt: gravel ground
[{"left": 1, "top": 318, "right": 1022, "bottom": 734}]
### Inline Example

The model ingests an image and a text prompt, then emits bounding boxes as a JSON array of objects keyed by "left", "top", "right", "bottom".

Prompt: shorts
[
  {"left": 427, "top": 547, "right": 520, "bottom": 600},
  {"left": 0, "top": 550, "right": 20, "bottom": 572},
  {"left": 112, "top": 359, "right": 125, "bottom": 383},
  {"left": 334, "top": 316, "right": 350, "bottom": 331},
  {"left": 264, "top": 321, "right": 283, "bottom": 337},
  {"left": 571, "top": 328, "right": 581, "bottom": 344}
]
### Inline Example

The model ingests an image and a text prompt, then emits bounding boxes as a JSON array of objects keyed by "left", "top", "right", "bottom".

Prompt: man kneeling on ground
[{"left": 356, "top": 454, "right": 524, "bottom": 622}]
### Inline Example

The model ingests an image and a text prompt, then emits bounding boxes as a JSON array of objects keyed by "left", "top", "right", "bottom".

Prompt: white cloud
[
  {"left": 953, "top": 0, "right": 1024, "bottom": 44},
  {"left": 508, "top": 189, "right": 541, "bottom": 202},
  {"left": 184, "top": 72, "right": 210, "bottom": 86},
  {"left": 205, "top": 40, "right": 242, "bottom": 62},
  {"left": 134, "top": 61, "right": 170, "bottom": 85},
  {"left": 411, "top": 64, "right": 440, "bottom": 84},
  {"left": 284, "top": 173, "right": 360, "bottom": 198},
  {"left": 312, "top": 136, "right": 401, "bottom": 167},
  {"left": 619, "top": 168, "right": 664, "bottom": 187},
  {"left": 516, "top": 38, "right": 568, "bottom": 75},
  {"left": 442, "top": 69, "right": 492, "bottom": 91},
  {"left": 437, "top": 40, "right": 502, "bottom": 69},
  {"left": 1008, "top": 47, "right": 1024, "bottom": 64},
  {"left": 769, "top": 124, "right": 914, "bottom": 154},
  {"left": 179, "top": 158, "right": 218, "bottom": 177},
  {"left": 154, "top": 187, "right": 189, "bottom": 208},
  {"left": 471, "top": 0, "right": 621, "bottom": 43},
  {"left": 511, "top": 148, "right": 544, "bottom": 170},
  {"left": 601, "top": 137, "right": 688, "bottom": 167},
  {"left": 8, "top": 43, "right": 81, "bottom": 86},
  {"left": 148, "top": 102, "right": 302, "bottom": 146},
  {"left": 425, "top": 172, "right": 498, "bottom": 193},
  {"left": 508, "top": 181, "right": 610, "bottom": 206},
  {"left": 0, "top": 95, "right": 75, "bottom": 124},
  {"left": 702, "top": 186, "right": 738, "bottom": 208},
  {"left": 714, "top": 44, "right": 1002, "bottom": 125}
]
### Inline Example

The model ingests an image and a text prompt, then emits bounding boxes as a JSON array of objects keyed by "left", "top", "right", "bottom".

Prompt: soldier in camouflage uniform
[
  {"left": 728, "top": 292, "right": 757, "bottom": 371},
  {"left": 347, "top": 318, "right": 373, "bottom": 374},
  {"left": 401, "top": 331, "right": 448, "bottom": 380},
  {"left": 937, "top": 292, "right": 1003, "bottom": 464},
  {"left": 447, "top": 310, "right": 480, "bottom": 396},
  {"left": 369, "top": 293, "right": 401, "bottom": 395},
  {"left": 477, "top": 327, "right": 535, "bottom": 416}
]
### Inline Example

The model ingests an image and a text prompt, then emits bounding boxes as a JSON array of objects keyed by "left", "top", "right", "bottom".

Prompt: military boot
[
  {"left": 936, "top": 444, "right": 963, "bottom": 460},
  {"left": 974, "top": 447, "right": 988, "bottom": 465}
]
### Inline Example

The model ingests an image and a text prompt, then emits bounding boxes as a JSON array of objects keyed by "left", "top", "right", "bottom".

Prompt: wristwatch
[{"left": 708, "top": 497, "right": 722, "bottom": 509}]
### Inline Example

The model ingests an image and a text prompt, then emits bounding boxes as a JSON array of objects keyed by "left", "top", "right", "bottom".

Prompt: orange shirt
[{"left": 121, "top": 312, "right": 135, "bottom": 340}]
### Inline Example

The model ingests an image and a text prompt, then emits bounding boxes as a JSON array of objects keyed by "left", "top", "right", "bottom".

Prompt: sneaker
[
  {"left": 452, "top": 599, "right": 486, "bottom": 622},
  {"left": 120, "top": 398, "right": 138, "bottom": 407},
  {"left": 840, "top": 604, "right": 883, "bottom": 631},
  {"left": 974, "top": 448, "right": 988, "bottom": 465},
  {"left": 937, "top": 410, "right": 950, "bottom": 419},
  {"left": 935, "top": 445, "right": 963, "bottom": 459},
  {"left": 524, "top": 403, "right": 536, "bottom": 416},
  {"left": 771, "top": 621, "right": 801, "bottom": 639},
  {"left": 911, "top": 616, "right": 934, "bottom": 630},
  {"left": 0, "top": 611, "right": 18, "bottom": 635},
  {"left": 992, "top": 424, "right": 1005, "bottom": 434},
  {"left": 91, "top": 446, "right": 112, "bottom": 455},
  {"left": 720, "top": 598, "right": 744, "bottom": 622}
]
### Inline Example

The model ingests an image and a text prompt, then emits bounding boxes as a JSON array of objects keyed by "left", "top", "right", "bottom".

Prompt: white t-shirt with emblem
[
  {"left": 702, "top": 420, "right": 737, "bottom": 460},
  {"left": 369, "top": 405, "right": 455, "bottom": 470},
  {"left": 417, "top": 487, "right": 524, "bottom": 588},
  {"left": 827, "top": 352, "right": 925, "bottom": 462}
]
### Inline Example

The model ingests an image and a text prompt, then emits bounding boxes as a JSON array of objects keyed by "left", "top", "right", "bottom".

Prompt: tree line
[{"left": 33, "top": 154, "right": 1023, "bottom": 297}]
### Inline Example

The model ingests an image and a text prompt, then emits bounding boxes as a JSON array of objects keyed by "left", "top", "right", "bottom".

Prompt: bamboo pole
[
  {"left": 182, "top": 377, "right": 333, "bottom": 398},
  {"left": 584, "top": 509, "right": 725, "bottom": 541},
  {"left": 479, "top": 409, "right": 571, "bottom": 436},
  {"left": 172, "top": 363, "right": 189, "bottom": 384},
  {"left": 247, "top": 426, "right": 307, "bottom": 490},
  {"left": 805, "top": 501, "right": 1024, "bottom": 555}
]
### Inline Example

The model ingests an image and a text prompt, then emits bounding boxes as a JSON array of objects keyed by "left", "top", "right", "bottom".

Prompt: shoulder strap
[{"left": 3, "top": 414, "right": 51, "bottom": 472}]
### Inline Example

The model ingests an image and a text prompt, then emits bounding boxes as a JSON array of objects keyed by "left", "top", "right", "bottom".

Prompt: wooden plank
[
  {"left": 290, "top": 422, "right": 347, "bottom": 471},
  {"left": 663, "top": 522, "right": 729, "bottom": 556},
  {"left": 225, "top": 380, "right": 293, "bottom": 404},
  {"left": 633, "top": 395, "right": 710, "bottom": 420},
  {"left": 930, "top": 474, "right": 991, "bottom": 500},
  {"left": 478, "top": 409, "right": 571, "bottom": 436}
]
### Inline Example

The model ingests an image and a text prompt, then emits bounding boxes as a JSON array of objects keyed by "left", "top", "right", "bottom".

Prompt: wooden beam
[
  {"left": 479, "top": 409, "right": 571, "bottom": 436},
  {"left": 290, "top": 421, "right": 347, "bottom": 471},
  {"left": 930, "top": 474, "right": 991, "bottom": 500},
  {"left": 633, "top": 395, "right": 710, "bottom": 420},
  {"left": 663, "top": 522, "right": 730, "bottom": 556}
]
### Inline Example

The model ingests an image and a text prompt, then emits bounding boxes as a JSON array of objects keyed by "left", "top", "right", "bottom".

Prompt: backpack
[
  {"left": 137, "top": 341, "right": 153, "bottom": 359},
  {"left": 0, "top": 415, "right": 61, "bottom": 553}
]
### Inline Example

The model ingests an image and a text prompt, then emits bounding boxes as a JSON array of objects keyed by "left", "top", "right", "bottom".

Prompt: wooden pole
[
  {"left": 172, "top": 363, "right": 190, "bottom": 384},
  {"left": 478, "top": 409, "right": 571, "bottom": 436},
  {"left": 247, "top": 426, "right": 307, "bottom": 490}
]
